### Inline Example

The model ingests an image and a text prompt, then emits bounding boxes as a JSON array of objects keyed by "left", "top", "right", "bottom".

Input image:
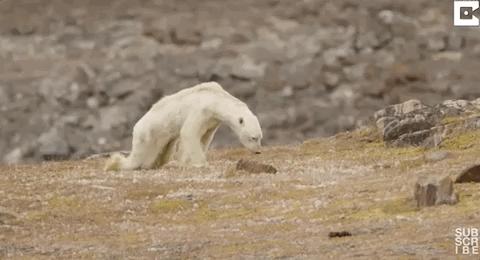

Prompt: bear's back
[{"left": 150, "top": 82, "right": 236, "bottom": 111}]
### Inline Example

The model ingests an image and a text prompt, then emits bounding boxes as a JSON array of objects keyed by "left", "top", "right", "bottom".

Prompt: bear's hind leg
[
  {"left": 152, "top": 137, "right": 178, "bottom": 168},
  {"left": 126, "top": 132, "right": 168, "bottom": 170}
]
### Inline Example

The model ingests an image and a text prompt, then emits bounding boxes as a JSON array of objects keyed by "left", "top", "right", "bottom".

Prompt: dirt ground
[{"left": 1, "top": 128, "right": 479, "bottom": 259}]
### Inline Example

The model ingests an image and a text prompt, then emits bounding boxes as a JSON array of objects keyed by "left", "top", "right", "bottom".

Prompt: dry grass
[{"left": 1, "top": 128, "right": 479, "bottom": 258}]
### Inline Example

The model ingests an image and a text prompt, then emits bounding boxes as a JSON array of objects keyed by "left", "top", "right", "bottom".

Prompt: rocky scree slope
[{"left": 1, "top": 0, "right": 478, "bottom": 163}]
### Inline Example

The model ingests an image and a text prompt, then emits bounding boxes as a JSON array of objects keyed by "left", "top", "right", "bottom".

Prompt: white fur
[{"left": 105, "top": 82, "right": 263, "bottom": 171}]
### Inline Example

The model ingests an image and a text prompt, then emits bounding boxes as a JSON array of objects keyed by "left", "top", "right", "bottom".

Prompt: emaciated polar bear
[{"left": 105, "top": 82, "right": 263, "bottom": 170}]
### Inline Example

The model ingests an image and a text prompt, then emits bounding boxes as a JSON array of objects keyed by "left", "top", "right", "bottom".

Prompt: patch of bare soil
[{"left": 1, "top": 129, "right": 479, "bottom": 258}]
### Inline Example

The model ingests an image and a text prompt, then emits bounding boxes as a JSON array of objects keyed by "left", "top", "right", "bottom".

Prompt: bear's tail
[{"left": 104, "top": 153, "right": 128, "bottom": 171}]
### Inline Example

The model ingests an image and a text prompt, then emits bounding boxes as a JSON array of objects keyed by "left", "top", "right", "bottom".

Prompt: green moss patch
[
  {"left": 440, "top": 130, "right": 480, "bottom": 150},
  {"left": 149, "top": 199, "right": 193, "bottom": 214}
]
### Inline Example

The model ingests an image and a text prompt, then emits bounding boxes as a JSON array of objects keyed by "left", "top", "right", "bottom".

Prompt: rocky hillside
[
  {"left": 1, "top": 101, "right": 480, "bottom": 258},
  {"left": 1, "top": 0, "right": 478, "bottom": 164}
]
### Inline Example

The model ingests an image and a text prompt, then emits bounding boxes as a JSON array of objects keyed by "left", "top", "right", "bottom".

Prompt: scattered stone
[
  {"left": 414, "top": 175, "right": 458, "bottom": 207},
  {"left": 230, "top": 56, "right": 266, "bottom": 80},
  {"left": 236, "top": 159, "right": 277, "bottom": 174},
  {"left": 37, "top": 127, "right": 71, "bottom": 160},
  {"left": 455, "top": 165, "right": 480, "bottom": 183},
  {"left": 424, "top": 151, "right": 451, "bottom": 163},
  {"left": 3, "top": 2, "right": 480, "bottom": 163},
  {"left": 323, "top": 45, "right": 355, "bottom": 67},
  {"left": 328, "top": 231, "right": 352, "bottom": 238},
  {"left": 109, "top": 78, "right": 143, "bottom": 99},
  {"left": 261, "top": 64, "right": 284, "bottom": 91},
  {"left": 3, "top": 148, "right": 23, "bottom": 165},
  {"left": 99, "top": 106, "right": 129, "bottom": 131},
  {"left": 374, "top": 99, "right": 480, "bottom": 147},
  {"left": 0, "top": 87, "right": 10, "bottom": 104},
  {"left": 447, "top": 34, "right": 465, "bottom": 50},
  {"left": 432, "top": 51, "right": 463, "bottom": 62},
  {"left": 426, "top": 36, "right": 446, "bottom": 52},
  {"left": 323, "top": 72, "right": 340, "bottom": 88},
  {"left": 38, "top": 65, "right": 90, "bottom": 105},
  {"left": 442, "top": 99, "right": 471, "bottom": 111},
  {"left": 374, "top": 99, "right": 426, "bottom": 120},
  {"left": 383, "top": 115, "right": 434, "bottom": 145},
  {"left": 170, "top": 27, "right": 202, "bottom": 45},
  {"left": 86, "top": 96, "right": 100, "bottom": 109},
  {"left": 229, "top": 82, "right": 257, "bottom": 99}
]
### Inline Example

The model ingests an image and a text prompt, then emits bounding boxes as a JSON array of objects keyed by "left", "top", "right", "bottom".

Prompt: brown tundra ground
[{"left": 1, "top": 128, "right": 480, "bottom": 259}]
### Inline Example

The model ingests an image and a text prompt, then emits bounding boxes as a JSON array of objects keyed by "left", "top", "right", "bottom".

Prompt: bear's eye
[{"left": 239, "top": 118, "right": 244, "bottom": 125}]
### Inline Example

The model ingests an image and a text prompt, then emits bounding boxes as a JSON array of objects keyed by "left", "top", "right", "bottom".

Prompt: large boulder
[
  {"left": 414, "top": 175, "right": 458, "bottom": 207},
  {"left": 374, "top": 99, "right": 480, "bottom": 147}
]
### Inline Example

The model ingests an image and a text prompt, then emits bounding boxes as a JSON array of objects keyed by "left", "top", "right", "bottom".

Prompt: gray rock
[
  {"left": 170, "top": 27, "right": 202, "bottom": 45},
  {"left": 426, "top": 36, "right": 446, "bottom": 52},
  {"left": 283, "top": 60, "right": 313, "bottom": 89},
  {"left": 261, "top": 64, "right": 284, "bottom": 91},
  {"left": 414, "top": 175, "right": 458, "bottom": 207},
  {"left": 236, "top": 159, "right": 277, "bottom": 174},
  {"left": 343, "top": 63, "right": 367, "bottom": 82},
  {"left": 323, "top": 44, "right": 355, "bottom": 67},
  {"left": 108, "top": 78, "right": 145, "bottom": 99},
  {"left": 99, "top": 106, "right": 129, "bottom": 131},
  {"left": 3, "top": 148, "right": 23, "bottom": 165},
  {"left": 230, "top": 56, "right": 266, "bottom": 80},
  {"left": 374, "top": 99, "right": 426, "bottom": 121},
  {"left": 373, "top": 99, "right": 480, "bottom": 147},
  {"left": 229, "top": 81, "right": 257, "bottom": 99},
  {"left": 391, "top": 129, "right": 433, "bottom": 147},
  {"left": 424, "top": 151, "right": 451, "bottom": 163},
  {"left": 0, "top": 87, "right": 10, "bottom": 104},
  {"left": 86, "top": 97, "right": 100, "bottom": 109},
  {"left": 447, "top": 34, "right": 464, "bottom": 50},
  {"left": 38, "top": 127, "right": 70, "bottom": 160},
  {"left": 108, "top": 36, "right": 160, "bottom": 60},
  {"left": 323, "top": 72, "right": 340, "bottom": 88},
  {"left": 442, "top": 99, "right": 473, "bottom": 112},
  {"left": 383, "top": 115, "right": 434, "bottom": 142},
  {"left": 355, "top": 31, "right": 379, "bottom": 51},
  {"left": 471, "top": 98, "right": 480, "bottom": 108},
  {"left": 38, "top": 65, "right": 90, "bottom": 105},
  {"left": 6, "top": 1, "right": 480, "bottom": 164}
]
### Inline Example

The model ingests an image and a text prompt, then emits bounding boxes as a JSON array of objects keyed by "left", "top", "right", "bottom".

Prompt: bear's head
[{"left": 231, "top": 106, "right": 263, "bottom": 153}]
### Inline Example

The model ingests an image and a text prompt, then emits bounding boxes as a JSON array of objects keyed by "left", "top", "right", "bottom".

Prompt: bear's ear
[{"left": 238, "top": 117, "right": 244, "bottom": 125}]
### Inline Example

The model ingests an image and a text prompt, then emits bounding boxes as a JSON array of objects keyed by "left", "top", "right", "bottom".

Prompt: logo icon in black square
[
  {"left": 460, "top": 6, "right": 474, "bottom": 19},
  {"left": 454, "top": 0, "right": 480, "bottom": 26}
]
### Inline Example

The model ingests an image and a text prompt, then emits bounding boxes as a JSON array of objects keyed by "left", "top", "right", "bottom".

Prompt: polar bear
[{"left": 104, "top": 81, "right": 263, "bottom": 171}]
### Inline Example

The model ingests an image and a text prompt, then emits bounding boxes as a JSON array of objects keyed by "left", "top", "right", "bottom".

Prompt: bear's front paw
[
  {"left": 179, "top": 152, "right": 207, "bottom": 168},
  {"left": 179, "top": 159, "right": 208, "bottom": 168},
  {"left": 177, "top": 161, "right": 208, "bottom": 170}
]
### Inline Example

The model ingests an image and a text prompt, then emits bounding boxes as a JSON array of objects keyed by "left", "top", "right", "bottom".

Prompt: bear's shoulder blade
[{"left": 193, "top": 81, "right": 224, "bottom": 93}]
